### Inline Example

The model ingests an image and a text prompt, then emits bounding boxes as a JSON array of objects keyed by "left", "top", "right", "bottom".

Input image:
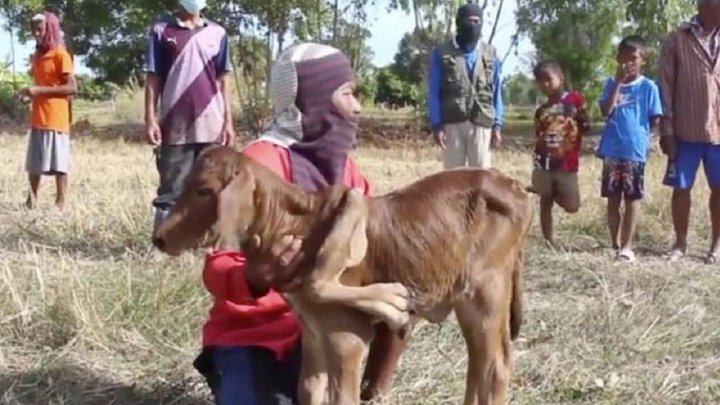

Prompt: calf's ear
[{"left": 215, "top": 167, "right": 257, "bottom": 250}]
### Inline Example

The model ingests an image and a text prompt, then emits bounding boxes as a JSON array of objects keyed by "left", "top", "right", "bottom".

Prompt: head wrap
[
  {"left": 31, "top": 11, "right": 63, "bottom": 53},
  {"left": 252, "top": 43, "right": 357, "bottom": 191},
  {"left": 456, "top": 3, "right": 483, "bottom": 52}
]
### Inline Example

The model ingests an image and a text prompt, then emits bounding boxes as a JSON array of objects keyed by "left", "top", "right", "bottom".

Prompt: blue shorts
[
  {"left": 194, "top": 345, "right": 302, "bottom": 405},
  {"left": 601, "top": 158, "right": 646, "bottom": 200},
  {"left": 663, "top": 141, "right": 720, "bottom": 189}
]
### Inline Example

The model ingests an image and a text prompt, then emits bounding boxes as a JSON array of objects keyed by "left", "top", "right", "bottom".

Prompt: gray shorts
[{"left": 25, "top": 128, "right": 71, "bottom": 175}]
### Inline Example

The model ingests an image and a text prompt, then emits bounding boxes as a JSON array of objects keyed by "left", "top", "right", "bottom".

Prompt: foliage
[
  {"left": 0, "top": 63, "right": 31, "bottom": 121},
  {"left": 375, "top": 66, "right": 419, "bottom": 107},
  {"left": 502, "top": 72, "right": 538, "bottom": 107},
  {"left": 624, "top": 0, "right": 695, "bottom": 75},
  {"left": 76, "top": 74, "right": 119, "bottom": 101}
]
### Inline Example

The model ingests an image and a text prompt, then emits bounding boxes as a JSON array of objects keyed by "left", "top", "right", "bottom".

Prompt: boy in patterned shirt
[
  {"left": 598, "top": 35, "right": 663, "bottom": 262},
  {"left": 531, "top": 61, "right": 590, "bottom": 246}
]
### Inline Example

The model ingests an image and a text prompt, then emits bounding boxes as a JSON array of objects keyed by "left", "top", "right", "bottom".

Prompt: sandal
[
  {"left": 704, "top": 252, "right": 718, "bottom": 265},
  {"left": 667, "top": 248, "right": 685, "bottom": 263},
  {"left": 616, "top": 248, "right": 636, "bottom": 263}
]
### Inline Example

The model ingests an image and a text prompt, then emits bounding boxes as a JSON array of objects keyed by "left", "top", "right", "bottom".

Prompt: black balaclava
[{"left": 456, "top": 3, "right": 483, "bottom": 52}]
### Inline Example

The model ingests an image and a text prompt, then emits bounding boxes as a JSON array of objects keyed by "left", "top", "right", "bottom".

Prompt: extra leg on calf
[
  {"left": 322, "top": 310, "right": 375, "bottom": 405},
  {"left": 454, "top": 279, "right": 513, "bottom": 405},
  {"left": 361, "top": 318, "right": 418, "bottom": 402},
  {"left": 297, "top": 327, "right": 329, "bottom": 405}
]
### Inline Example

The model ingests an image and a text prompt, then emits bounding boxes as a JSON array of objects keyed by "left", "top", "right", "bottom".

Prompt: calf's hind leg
[{"left": 453, "top": 273, "right": 513, "bottom": 405}]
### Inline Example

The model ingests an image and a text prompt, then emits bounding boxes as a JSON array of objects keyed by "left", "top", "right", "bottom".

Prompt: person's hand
[
  {"left": 491, "top": 126, "right": 502, "bottom": 148},
  {"left": 222, "top": 120, "right": 236, "bottom": 147},
  {"left": 145, "top": 118, "right": 162, "bottom": 145},
  {"left": 20, "top": 86, "right": 38, "bottom": 98},
  {"left": 659, "top": 136, "right": 677, "bottom": 159},
  {"left": 615, "top": 61, "right": 636, "bottom": 82},
  {"left": 433, "top": 129, "right": 446, "bottom": 148},
  {"left": 245, "top": 235, "right": 306, "bottom": 294}
]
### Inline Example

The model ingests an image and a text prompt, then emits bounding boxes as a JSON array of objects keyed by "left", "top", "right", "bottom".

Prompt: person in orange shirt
[
  {"left": 21, "top": 10, "right": 77, "bottom": 210},
  {"left": 193, "top": 43, "right": 410, "bottom": 404}
]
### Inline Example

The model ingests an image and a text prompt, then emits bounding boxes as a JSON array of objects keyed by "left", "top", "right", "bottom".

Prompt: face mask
[
  {"left": 457, "top": 21, "right": 482, "bottom": 49},
  {"left": 180, "top": 0, "right": 207, "bottom": 14}
]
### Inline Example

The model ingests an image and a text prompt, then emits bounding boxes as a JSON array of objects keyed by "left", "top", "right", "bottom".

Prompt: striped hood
[{"left": 255, "top": 43, "right": 357, "bottom": 191}]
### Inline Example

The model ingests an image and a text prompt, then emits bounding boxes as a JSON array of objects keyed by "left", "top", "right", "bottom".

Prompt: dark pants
[
  {"left": 152, "top": 143, "right": 214, "bottom": 229},
  {"left": 194, "top": 345, "right": 302, "bottom": 405}
]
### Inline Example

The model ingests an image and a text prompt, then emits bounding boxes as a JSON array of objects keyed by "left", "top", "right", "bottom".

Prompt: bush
[
  {"left": 76, "top": 75, "right": 118, "bottom": 102},
  {"left": 0, "top": 66, "right": 31, "bottom": 123}
]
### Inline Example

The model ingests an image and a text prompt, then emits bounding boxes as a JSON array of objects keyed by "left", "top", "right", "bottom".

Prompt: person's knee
[
  {"left": 563, "top": 203, "right": 580, "bottom": 214},
  {"left": 673, "top": 188, "right": 692, "bottom": 200},
  {"left": 556, "top": 192, "right": 580, "bottom": 213}
]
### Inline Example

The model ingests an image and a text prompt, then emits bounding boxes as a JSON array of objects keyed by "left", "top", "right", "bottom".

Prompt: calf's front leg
[{"left": 305, "top": 188, "right": 412, "bottom": 331}]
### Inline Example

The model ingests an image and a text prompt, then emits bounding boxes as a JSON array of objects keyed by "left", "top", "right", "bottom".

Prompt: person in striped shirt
[
  {"left": 143, "top": 0, "right": 235, "bottom": 232},
  {"left": 657, "top": 0, "right": 720, "bottom": 264}
]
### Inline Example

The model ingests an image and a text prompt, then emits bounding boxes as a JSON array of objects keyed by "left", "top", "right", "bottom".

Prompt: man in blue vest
[{"left": 427, "top": 2, "right": 504, "bottom": 169}]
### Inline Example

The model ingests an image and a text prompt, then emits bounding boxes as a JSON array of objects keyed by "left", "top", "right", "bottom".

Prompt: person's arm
[
  {"left": 202, "top": 251, "right": 256, "bottom": 302},
  {"left": 572, "top": 92, "right": 591, "bottom": 133},
  {"left": 648, "top": 81, "right": 664, "bottom": 143},
  {"left": 599, "top": 75, "right": 623, "bottom": 117},
  {"left": 203, "top": 240, "right": 305, "bottom": 303},
  {"left": 597, "top": 77, "right": 618, "bottom": 117},
  {"left": 144, "top": 26, "right": 163, "bottom": 145},
  {"left": 24, "top": 50, "right": 76, "bottom": 97},
  {"left": 347, "top": 158, "right": 373, "bottom": 197},
  {"left": 217, "top": 33, "right": 235, "bottom": 146},
  {"left": 657, "top": 34, "right": 676, "bottom": 139},
  {"left": 492, "top": 56, "right": 504, "bottom": 130},
  {"left": 427, "top": 47, "right": 443, "bottom": 131}
]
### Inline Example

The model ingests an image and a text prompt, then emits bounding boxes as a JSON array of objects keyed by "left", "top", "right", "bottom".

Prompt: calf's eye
[{"left": 195, "top": 187, "right": 214, "bottom": 197}]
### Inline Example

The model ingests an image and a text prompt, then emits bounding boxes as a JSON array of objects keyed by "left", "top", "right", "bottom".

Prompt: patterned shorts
[{"left": 601, "top": 158, "right": 645, "bottom": 200}]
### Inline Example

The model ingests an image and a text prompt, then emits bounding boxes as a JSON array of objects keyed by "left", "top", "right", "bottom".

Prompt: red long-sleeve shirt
[{"left": 201, "top": 140, "right": 372, "bottom": 360}]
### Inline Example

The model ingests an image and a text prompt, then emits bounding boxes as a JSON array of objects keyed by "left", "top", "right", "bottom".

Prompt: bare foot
[
  {"left": 55, "top": 201, "right": 65, "bottom": 211},
  {"left": 25, "top": 195, "right": 36, "bottom": 209}
]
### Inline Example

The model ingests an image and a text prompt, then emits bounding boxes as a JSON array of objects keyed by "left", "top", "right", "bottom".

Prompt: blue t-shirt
[{"left": 597, "top": 75, "right": 663, "bottom": 162}]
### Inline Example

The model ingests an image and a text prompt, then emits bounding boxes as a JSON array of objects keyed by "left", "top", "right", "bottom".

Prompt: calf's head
[{"left": 152, "top": 145, "right": 258, "bottom": 256}]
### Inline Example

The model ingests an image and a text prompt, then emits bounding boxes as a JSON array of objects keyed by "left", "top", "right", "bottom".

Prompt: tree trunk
[
  {"left": 488, "top": 0, "right": 505, "bottom": 44},
  {"left": 332, "top": 0, "right": 340, "bottom": 44}
]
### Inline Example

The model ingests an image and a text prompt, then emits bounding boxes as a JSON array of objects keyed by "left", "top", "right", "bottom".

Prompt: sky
[{"left": 0, "top": 2, "right": 535, "bottom": 79}]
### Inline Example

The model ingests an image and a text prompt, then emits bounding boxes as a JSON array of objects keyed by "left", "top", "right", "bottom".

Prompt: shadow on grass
[
  {"left": 1, "top": 219, "right": 152, "bottom": 261},
  {"left": 0, "top": 364, "right": 210, "bottom": 405}
]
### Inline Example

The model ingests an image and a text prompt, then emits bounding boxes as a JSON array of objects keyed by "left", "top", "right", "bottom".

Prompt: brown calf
[{"left": 153, "top": 145, "right": 533, "bottom": 405}]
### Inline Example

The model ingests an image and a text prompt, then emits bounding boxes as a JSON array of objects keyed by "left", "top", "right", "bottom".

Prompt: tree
[
  {"left": 516, "top": 0, "right": 626, "bottom": 110},
  {"left": 502, "top": 72, "right": 537, "bottom": 107},
  {"left": 624, "top": 0, "right": 695, "bottom": 74}
]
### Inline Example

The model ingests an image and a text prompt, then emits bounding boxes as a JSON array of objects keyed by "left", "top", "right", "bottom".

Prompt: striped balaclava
[{"left": 259, "top": 43, "right": 358, "bottom": 191}]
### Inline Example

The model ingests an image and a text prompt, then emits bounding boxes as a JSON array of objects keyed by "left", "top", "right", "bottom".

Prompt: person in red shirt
[
  {"left": 193, "top": 43, "right": 408, "bottom": 404},
  {"left": 530, "top": 61, "right": 590, "bottom": 246}
]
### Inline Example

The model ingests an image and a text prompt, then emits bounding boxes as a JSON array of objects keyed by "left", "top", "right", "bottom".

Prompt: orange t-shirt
[{"left": 30, "top": 47, "right": 74, "bottom": 133}]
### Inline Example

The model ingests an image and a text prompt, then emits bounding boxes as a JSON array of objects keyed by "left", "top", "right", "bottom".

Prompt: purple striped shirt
[{"left": 145, "top": 14, "right": 231, "bottom": 145}]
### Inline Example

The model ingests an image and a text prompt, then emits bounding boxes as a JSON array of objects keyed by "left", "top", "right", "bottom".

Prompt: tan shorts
[
  {"left": 531, "top": 169, "right": 578, "bottom": 196},
  {"left": 442, "top": 122, "right": 492, "bottom": 169}
]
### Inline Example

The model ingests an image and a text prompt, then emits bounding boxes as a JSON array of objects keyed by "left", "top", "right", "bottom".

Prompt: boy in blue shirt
[{"left": 598, "top": 35, "right": 663, "bottom": 262}]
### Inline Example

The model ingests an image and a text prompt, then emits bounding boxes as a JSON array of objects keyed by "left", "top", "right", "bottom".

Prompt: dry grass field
[{"left": 1, "top": 96, "right": 719, "bottom": 404}]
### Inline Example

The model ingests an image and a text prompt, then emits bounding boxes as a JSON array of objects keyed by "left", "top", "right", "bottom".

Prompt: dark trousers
[
  {"left": 193, "top": 345, "right": 302, "bottom": 405},
  {"left": 152, "top": 143, "right": 214, "bottom": 228}
]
